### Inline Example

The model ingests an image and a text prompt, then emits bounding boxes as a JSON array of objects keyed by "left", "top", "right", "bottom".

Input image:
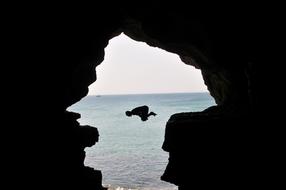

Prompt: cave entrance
[{"left": 69, "top": 33, "right": 215, "bottom": 189}]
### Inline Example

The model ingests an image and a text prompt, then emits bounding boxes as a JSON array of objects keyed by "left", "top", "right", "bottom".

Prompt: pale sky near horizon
[{"left": 88, "top": 34, "right": 208, "bottom": 95}]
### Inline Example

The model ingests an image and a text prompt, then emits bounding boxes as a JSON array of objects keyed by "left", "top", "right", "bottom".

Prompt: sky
[{"left": 88, "top": 34, "right": 207, "bottom": 95}]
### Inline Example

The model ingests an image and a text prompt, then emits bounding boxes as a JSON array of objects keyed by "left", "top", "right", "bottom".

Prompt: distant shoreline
[{"left": 89, "top": 91, "right": 210, "bottom": 97}]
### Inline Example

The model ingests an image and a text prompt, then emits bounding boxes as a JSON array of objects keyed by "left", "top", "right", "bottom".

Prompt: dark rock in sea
[{"left": 161, "top": 108, "right": 263, "bottom": 189}]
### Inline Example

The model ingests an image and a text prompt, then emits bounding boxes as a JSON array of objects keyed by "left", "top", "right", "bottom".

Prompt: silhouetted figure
[{"left": 125, "top": 105, "right": 157, "bottom": 121}]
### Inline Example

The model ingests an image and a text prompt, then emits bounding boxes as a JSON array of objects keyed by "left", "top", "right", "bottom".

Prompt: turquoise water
[{"left": 69, "top": 92, "right": 215, "bottom": 190}]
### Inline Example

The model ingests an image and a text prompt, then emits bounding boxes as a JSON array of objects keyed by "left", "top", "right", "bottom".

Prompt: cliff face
[
  {"left": 9, "top": 3, "right": 279, "bottom": 190},
  {"left": 161, "top": 108, "right": 254, "bottom": 189}
]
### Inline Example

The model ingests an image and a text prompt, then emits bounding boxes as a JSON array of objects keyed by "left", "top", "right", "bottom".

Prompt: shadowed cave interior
[
  {"left": 61, "top": 16, "right": 255, "bottom": 189},
  {"left": 18, "top": 4, "right": 281, "bottom": 190}
]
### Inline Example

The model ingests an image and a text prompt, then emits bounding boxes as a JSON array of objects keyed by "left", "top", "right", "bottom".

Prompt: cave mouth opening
[{"left": 69, "top": 33, "right": 215, "bottom": 189}]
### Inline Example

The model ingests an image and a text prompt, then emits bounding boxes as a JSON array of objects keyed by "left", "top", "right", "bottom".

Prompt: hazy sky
[{"left": 88, "top": 34, "right": 207, "bottom": 95}]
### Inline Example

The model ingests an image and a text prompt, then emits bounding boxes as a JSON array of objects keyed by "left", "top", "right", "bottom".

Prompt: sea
[{"left": 68, "top": 92, "right": 216, "bottom": 190}]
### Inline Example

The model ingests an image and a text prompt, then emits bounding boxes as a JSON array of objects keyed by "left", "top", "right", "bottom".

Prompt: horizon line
[{"left": 87, "top": 91, "right": 210, "bottom": 96}]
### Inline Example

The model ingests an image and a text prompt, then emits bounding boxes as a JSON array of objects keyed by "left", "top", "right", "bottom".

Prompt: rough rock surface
[
  {"left": 161, "top": 106, "right": 255, "bottom": 189},
  {"left": 60, "top": 111, "right": 105, "bottom": 189}
]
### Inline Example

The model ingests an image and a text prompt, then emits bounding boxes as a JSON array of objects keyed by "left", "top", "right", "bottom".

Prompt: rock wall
[{"left": 161, "top": 107, "right": 255, "bottom": 189}]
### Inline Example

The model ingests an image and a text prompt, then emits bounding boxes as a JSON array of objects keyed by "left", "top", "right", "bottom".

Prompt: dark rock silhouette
[
  {"left": 62, "top": 111, "right": 106, "bottom": 189},
  {"left": 126, "top": 105, "right": 157, "bottom": 121},
  {"left": 8, "top": 3, "right": 281, "bottom": 190},
  {"left": 161, "top": 106, "right": 255, "bottom": 189}
]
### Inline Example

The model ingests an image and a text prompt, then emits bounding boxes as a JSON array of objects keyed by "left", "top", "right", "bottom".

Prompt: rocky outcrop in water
[
  {"left": 161, "top": 106, "right": 256, "bottom": 189},
  {"left": 59, "top": 111, "right": 106, "bottom": 189}
]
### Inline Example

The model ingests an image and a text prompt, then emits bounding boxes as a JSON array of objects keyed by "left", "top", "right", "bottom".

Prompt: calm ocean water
[{"left": 68, "top": 92, "right": 215, "bottom": 190}]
